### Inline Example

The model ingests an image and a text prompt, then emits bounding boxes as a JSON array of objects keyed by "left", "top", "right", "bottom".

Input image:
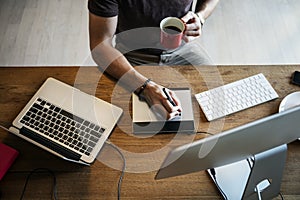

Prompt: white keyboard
[{"left": 195, "top": 73, "right": 279, "bottom": 121}]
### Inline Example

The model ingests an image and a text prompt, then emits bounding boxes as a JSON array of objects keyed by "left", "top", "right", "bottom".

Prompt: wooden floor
[
  {"left": 201, "top": 0, "right": 300, "bottom": 65},
  {"left": 0, "top": 0, "right": 91, "bottom": 66},
  {"left": 0, "top": 0, "right": 300, "bottom": 66}
]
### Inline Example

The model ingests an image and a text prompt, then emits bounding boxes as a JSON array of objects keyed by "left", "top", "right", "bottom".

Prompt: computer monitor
[{"left": 155, "top": 106, "right": 300, "bottom": 199}]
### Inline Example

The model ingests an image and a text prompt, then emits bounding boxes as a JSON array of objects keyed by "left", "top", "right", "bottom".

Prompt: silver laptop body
[{"left": 9, "top": 77, "right": 123, "bottom": 165}]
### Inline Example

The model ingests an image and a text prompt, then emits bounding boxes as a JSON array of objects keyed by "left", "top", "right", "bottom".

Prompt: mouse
[
  {"left": 279, "top": 91, "right": 300, "bottom": 112},
  {"left": 279, "top": 91, "right": 300, "bottom": 140}
]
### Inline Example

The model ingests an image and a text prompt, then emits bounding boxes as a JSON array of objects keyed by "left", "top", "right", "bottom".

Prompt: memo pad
[{"left": 132, "top": 88, "right": 194, "bottom": 134}]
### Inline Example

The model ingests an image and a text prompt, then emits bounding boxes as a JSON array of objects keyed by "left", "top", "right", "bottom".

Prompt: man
[{"left": 88, "top": 0, "right": 219, "bottom": 120}]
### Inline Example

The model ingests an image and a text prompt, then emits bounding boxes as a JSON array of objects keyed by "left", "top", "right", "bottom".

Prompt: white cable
[
  {"left": 256, "top": 186, "right": 262, "bottom": 200},
  {"left": 105, "top": 140, "right": 126, "bottom": 200},
  {"left": 0, "top": 124, "right": 10, "bottom": 132}
]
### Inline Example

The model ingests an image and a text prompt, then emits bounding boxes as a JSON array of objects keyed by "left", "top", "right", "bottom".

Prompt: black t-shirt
[
  {"left": 88, "top": 0, "right": 193, "bottom": 52},
  {"left": 88, "top": 0, "right": 192, "bottom": 31}
]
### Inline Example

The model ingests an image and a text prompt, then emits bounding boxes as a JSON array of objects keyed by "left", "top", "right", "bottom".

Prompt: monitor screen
[{"left": 155, "top": 106, "right": 300, "bottom": 179}]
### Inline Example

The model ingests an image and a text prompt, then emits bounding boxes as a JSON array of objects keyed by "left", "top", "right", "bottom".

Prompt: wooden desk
[{"left": 0, "top": 66, "right": 299, "bottom": 199}]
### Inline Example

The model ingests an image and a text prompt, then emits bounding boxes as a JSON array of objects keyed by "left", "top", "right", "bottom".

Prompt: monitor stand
[{"left": 207, "top": 144, "right": 287, "bottom": 200}]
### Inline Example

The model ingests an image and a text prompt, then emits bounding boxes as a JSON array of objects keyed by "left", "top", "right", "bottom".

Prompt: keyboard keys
[
  {"left": 195, "top": 73, "right": 278, "bottom": 121},
  {"left": 19, "top": 98, "right": 106, "bottom": 157}
]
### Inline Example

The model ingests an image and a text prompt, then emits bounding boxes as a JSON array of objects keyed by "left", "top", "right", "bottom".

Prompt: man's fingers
[
  {"left": 151, "top": 104, "right": 181, "bottom": 120},
  {"left": 181, "top": 11, "right": 195, "bottom": 23}
]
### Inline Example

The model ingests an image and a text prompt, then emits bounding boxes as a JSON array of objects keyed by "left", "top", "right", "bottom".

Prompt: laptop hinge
[{"left": 20, "top": 127, "right": 81, "bottom": 162}]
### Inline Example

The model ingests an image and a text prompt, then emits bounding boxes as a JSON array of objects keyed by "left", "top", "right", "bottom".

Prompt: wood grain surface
[{"left": 0, "top": 66, "right": 299, "bottom": 199}]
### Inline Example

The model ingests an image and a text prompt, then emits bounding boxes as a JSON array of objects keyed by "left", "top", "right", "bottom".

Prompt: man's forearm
[
  {"left": 91, "top": 42, "right": 148, "bottom": 92},
  {"left": 196, "top": 0, "right": 219, "bottom": 20}
]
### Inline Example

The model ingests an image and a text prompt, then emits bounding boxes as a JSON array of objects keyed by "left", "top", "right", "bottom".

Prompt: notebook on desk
[{"left": 9, "top": 77, "right": 123, "bottom": 165}]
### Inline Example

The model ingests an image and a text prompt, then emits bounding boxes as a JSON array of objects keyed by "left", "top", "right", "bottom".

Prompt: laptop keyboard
[{"left": 19, "top": 98, "right": 106, "bottom": 156}]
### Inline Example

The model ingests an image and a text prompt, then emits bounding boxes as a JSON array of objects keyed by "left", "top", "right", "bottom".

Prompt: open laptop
[{"left": 9, "top": 77, "right": 123, "bottom": 165}]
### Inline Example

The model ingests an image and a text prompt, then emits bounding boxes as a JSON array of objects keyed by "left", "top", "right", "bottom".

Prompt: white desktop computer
[{"left": 155, "top": 106, "right": 300, "bottom": 199}]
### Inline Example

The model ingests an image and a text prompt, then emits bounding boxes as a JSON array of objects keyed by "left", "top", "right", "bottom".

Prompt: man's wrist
[
  {"left": 135, "top": 78, "right": 151, "bottom": 100},
  {"left": 195, "top": 12, "right": 205, "bottom": 27}
]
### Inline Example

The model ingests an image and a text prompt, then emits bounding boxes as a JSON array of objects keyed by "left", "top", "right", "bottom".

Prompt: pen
[{"left": 163, "top": 88, "right": 177, "bottom": 106}]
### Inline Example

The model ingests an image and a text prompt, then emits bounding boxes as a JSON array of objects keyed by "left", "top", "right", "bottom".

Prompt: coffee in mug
[{"left": 160, "top": 17, "right": 185, "bottom": 49}]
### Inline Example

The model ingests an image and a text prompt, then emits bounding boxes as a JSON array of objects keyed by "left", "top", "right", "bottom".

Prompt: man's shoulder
[{"left": 88, "top": 0, "right": 119, "bottom": 17}]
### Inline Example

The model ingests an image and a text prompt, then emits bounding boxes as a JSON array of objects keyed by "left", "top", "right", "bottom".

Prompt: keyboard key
[
  {"left": 33, "top": 103, "right": 43, "bottom": 110},
  {"left": 90, "top": 130, "right": 101, "bottom": 138}
]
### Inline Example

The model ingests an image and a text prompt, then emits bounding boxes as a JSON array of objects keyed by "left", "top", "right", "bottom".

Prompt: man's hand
[
  {"left": 181, "top": 11, "right": 203, "bottom": 43},
  {"left": 142, "top": 81, "right": 182, "bottom": 120}
]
